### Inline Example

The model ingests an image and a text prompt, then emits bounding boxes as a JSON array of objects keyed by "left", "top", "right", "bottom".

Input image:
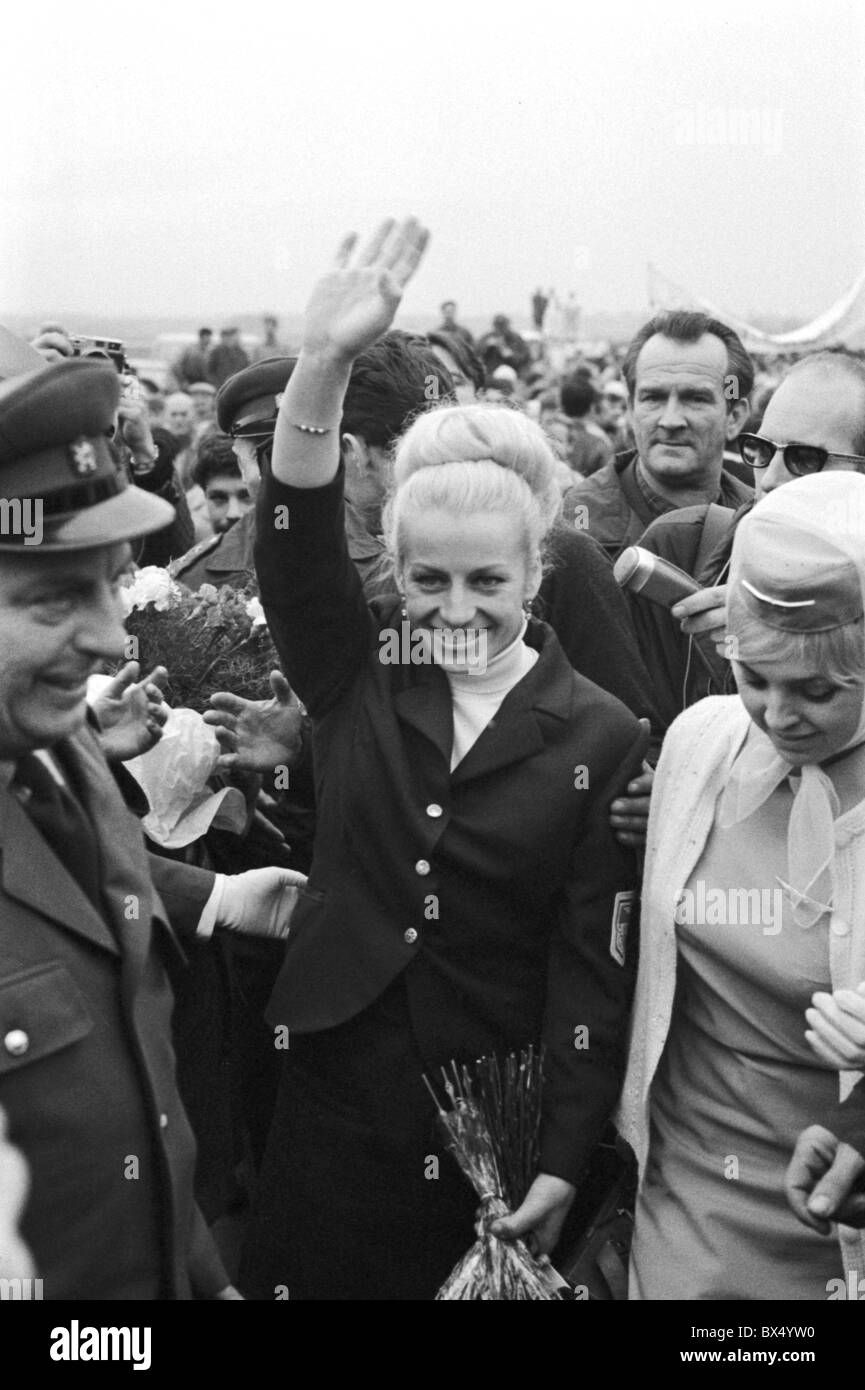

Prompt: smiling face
[
  {"left": 396, "top": 509, "right": 540, "bottom": 662},
  {"left": 630, "top": 333, "right": 733, "bottom": 489},
  {"left": 0, "top": 543, "right": 131, "bottom": 759},
  {"left": 734, "top": 649, "right": 865, "bottom": 766}
]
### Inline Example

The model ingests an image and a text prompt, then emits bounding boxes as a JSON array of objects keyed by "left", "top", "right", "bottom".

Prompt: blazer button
[
  {"left": 830, "top": 914, "right": 850, "bottom": 936},
  {"left": 415, "top": 859, "right": 431, "bottom": 875},
  {"left": 159, "top": 1113, "right": 169, "bottom": 1129},
  {"left": 404, "top": 928, "right": 419, "bottom": 944},
  {"left": 3, "top": 1028, "right": 29, "bottom": 1057},
  {"left": 426, "top": 803, "right": 443, "bottom": 818}
]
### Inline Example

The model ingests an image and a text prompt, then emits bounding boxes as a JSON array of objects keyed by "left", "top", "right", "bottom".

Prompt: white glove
[{"left": 197, "top": 867, "right": 308, "bottom": 940}]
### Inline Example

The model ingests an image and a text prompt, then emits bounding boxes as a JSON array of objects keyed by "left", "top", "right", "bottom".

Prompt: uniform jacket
[
  {"left": 255, "top": 466, "right": 648, "bottom": 1185},
  {"left": 616, "top": 696, "right": 865, "bottom": 1284},
  {"left": 0, "top": 724, "right": 227, "bottom": 1299},
  {"left": 171, "top": 509, "right": 257, "bottom": 593},
  {"left": 560, "top": 450, "right": 754, "bottom": 561}
]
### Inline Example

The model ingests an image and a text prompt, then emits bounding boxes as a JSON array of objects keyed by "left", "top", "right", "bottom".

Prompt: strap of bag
[{"left": 693, "top": 501, "right": 734, "bottom": 584}]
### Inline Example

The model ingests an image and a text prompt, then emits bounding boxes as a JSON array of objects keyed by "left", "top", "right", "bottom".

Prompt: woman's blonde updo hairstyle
[{"left": 382, "top": 403, "right": 562, "bottom": 570}]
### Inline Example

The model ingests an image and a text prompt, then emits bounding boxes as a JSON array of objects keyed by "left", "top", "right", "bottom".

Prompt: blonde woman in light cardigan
[{"left": 617, "top": 470, "right": 865, "bottom": 1300}]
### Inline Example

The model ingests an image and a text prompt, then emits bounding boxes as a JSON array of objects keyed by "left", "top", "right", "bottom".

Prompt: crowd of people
[{"left": 0, "top": 217, "right": 864, "bottom": 1302}]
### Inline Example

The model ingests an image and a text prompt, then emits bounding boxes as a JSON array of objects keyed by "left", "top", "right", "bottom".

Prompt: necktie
[{"left": 13, "top": 753, "right": 103, "bottom": 909}]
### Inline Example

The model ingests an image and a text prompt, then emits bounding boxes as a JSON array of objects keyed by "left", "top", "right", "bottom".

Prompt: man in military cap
[
  {"left": 171, "top": 356, "right": 296, "bottom": 591},
  {"left": 0, "top": 356, "right": 302, "bottom": 1299}
]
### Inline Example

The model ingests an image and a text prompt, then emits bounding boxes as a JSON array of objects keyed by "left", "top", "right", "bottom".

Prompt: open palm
[{"left": 302, "top": 217, "right": 430, "bottom": 360}]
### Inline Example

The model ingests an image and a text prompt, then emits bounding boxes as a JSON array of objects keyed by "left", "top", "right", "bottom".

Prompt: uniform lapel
[
  {"left": 391, "top": 662, "right": 454, "bottom": 769},
  {"left": 63, "top": 731, "right": 158, "bottom": 980},
  {"left": 451, "top": 624, "right": 574, "bottom": 785},
  {"left": 0, "top": 778, "right": 119, "bottom": 955}
]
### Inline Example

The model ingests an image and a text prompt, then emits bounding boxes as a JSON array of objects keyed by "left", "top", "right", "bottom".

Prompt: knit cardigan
[{"left": 616, "top": 694, "right": 865, "bottom": 1285}]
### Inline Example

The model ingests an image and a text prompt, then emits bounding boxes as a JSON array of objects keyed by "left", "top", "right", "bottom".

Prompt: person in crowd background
[
  {"left": 208, "top": 327, "right": 249, "bottom": 388},
  {"left": 562, "top": 310, "right": 754, "bottom": 559},
  {"left": 436, "top": 298, "right": 475, "bottom": 347},
  {"left": 559, "top": 372, "right": 615, "bottom": 477},
  {"left": 251, "top": 315, "right": 288, "bottom": 362},
  {"left": 175, "top": 327, "right": 214, "bottom": 390}
]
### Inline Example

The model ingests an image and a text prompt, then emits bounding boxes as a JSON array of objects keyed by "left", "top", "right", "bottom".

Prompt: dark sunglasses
[{"left": 738, "top": 432, "right": 865, "bottom": 477}]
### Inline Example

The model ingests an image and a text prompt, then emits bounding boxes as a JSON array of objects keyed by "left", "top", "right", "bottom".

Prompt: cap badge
[{"left": 68, "top": 438, "right": 98, "bottom": 475}]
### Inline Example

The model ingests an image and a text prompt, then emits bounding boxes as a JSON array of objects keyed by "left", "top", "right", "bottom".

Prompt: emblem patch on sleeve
[{"left": 610, "top": 890, "right": 635, "bottom": 966}]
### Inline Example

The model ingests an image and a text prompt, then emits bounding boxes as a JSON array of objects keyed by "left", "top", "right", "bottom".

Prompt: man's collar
[{"left": 634, "top": 457, "right": 679, "bottom": 518}]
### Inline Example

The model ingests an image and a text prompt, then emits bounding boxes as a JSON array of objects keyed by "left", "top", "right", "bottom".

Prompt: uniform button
[
  {"left": 404, "top": 928, "right": 418, "bottom": 944},
  {"left": 415, "top": 859, "right": 430, "bottom": 875},
  {"left": 159, "top": 1113, "right": 169, "bottom": 1129},
  {"left": 3, "top": 1029, "right": 29, "bottom": 1057},
  {"left": 830, "top": 914, "right": 850, "bottom": 936},
  {"left": 426, "top": 803, "right": 443, "bottom": 818}
]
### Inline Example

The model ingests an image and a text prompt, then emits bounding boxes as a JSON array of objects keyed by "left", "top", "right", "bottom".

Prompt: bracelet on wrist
[{"left": 285, "top": 419, "right": 340, "bottom": 436}]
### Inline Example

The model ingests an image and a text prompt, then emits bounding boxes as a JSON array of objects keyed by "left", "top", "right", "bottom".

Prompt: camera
[
  {"left": 69, "top": 334, "right": 128, "bottom": 374},
  {"left": 614, "top": 546, "right": 702, "bottom": 609}
]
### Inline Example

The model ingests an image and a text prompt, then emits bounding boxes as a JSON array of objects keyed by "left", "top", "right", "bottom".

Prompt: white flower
[
  {"left": 120, "top": 566, "right": 182, "bottom": 616},
  {"left": 245, "top": 596, "right": 267, "bottom": 628}
]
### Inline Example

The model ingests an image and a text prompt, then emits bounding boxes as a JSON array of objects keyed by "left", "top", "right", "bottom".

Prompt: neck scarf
[{"left": 718, "top": 472, "right": 865, "bottom": 927}]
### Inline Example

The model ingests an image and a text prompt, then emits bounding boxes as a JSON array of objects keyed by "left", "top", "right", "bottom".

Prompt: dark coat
[
  {"left": 0, "top": 725, "right": 226, "bottom": 1299},
  {"left": 561, "top": 450, "right": 754, "bottom": 561},
  {"left": 255, "top": 466, "right": 648, "bottom": 1184}
]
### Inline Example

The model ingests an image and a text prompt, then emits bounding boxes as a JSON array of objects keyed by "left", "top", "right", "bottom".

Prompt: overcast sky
[{"left": 3, "top": 0, "right": 864, "bottom": 326}]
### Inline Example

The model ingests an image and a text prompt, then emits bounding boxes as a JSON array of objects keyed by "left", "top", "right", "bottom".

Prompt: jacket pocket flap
[{"left": 0, "top": 962, "right": 94, "bottom": 1073}]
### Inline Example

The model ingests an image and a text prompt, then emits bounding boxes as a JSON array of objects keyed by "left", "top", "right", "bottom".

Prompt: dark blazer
[
  {"left": 0, "top": 725, "right": 226, "bottom": 1300},
  {"left": 255, "top": 466, "right": 648, "bottom": 1185}
]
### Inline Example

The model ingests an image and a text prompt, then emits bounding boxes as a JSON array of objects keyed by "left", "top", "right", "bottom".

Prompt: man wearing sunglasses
[{"left": 620, "top": 350, "right": 865, "bottom": 736}]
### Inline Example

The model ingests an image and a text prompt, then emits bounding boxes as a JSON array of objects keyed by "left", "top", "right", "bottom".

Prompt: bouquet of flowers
[
  {"left": 120, "top": 567, "right": 280, "bottom": 713},
  {"left": 424, "top": 1048, "right": 571, "bottom": 1300}
]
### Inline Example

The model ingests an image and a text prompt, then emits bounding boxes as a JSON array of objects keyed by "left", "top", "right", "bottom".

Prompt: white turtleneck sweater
[{"left": 443, "top": 618, "right": 539, "bottom": 771}]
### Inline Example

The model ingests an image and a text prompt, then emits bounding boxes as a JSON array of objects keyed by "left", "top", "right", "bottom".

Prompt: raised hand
[
  {"left": 302, "top": 217, "right": 430, "bottom": 363},
  {"left": 204, "top": 670, "right": 305, "bottom": 774},
  {"left": 93, "top": 661, "right": 170, "bottom": 763}
]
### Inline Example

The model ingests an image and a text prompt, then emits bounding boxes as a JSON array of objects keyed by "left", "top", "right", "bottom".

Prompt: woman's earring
[
  {"left": 523, "top": 599, "right": 533, "bottom": 617},
  {"left": 400, "top": 594, "right": 408, "bottom": 618}
]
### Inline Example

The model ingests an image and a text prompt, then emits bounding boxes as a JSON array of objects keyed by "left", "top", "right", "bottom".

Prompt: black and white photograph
[{"left": 1, "top": 0, "right": 864, "bottom": 1363}]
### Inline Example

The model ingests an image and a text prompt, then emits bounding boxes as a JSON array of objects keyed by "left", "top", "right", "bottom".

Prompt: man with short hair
[
  {"left": 193, "top": 437, "right": 252, "bottom": 539},
  {"left": 436, "top": 299, "right": 474, "bottom": 347},
  {"left": 251, "top": 315, "right": 288, "bottom": 363},
  {"left": 559, "top": 373, "right": 614, "bottom": 477},
  {"left": 175, "top": 327, "right": 213, "bottom": 390},
  {"left": 162, "top": 390, "right": 198, "bottom": 489},
  {"left": 188, "top": 380, "right": 217, "bottom": 433},
  {"left": 562, "top": 309, "right": 754, "bottom": 560},
  {"left": 207, "top": 327, "right": 249, "bottom": 388}
]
